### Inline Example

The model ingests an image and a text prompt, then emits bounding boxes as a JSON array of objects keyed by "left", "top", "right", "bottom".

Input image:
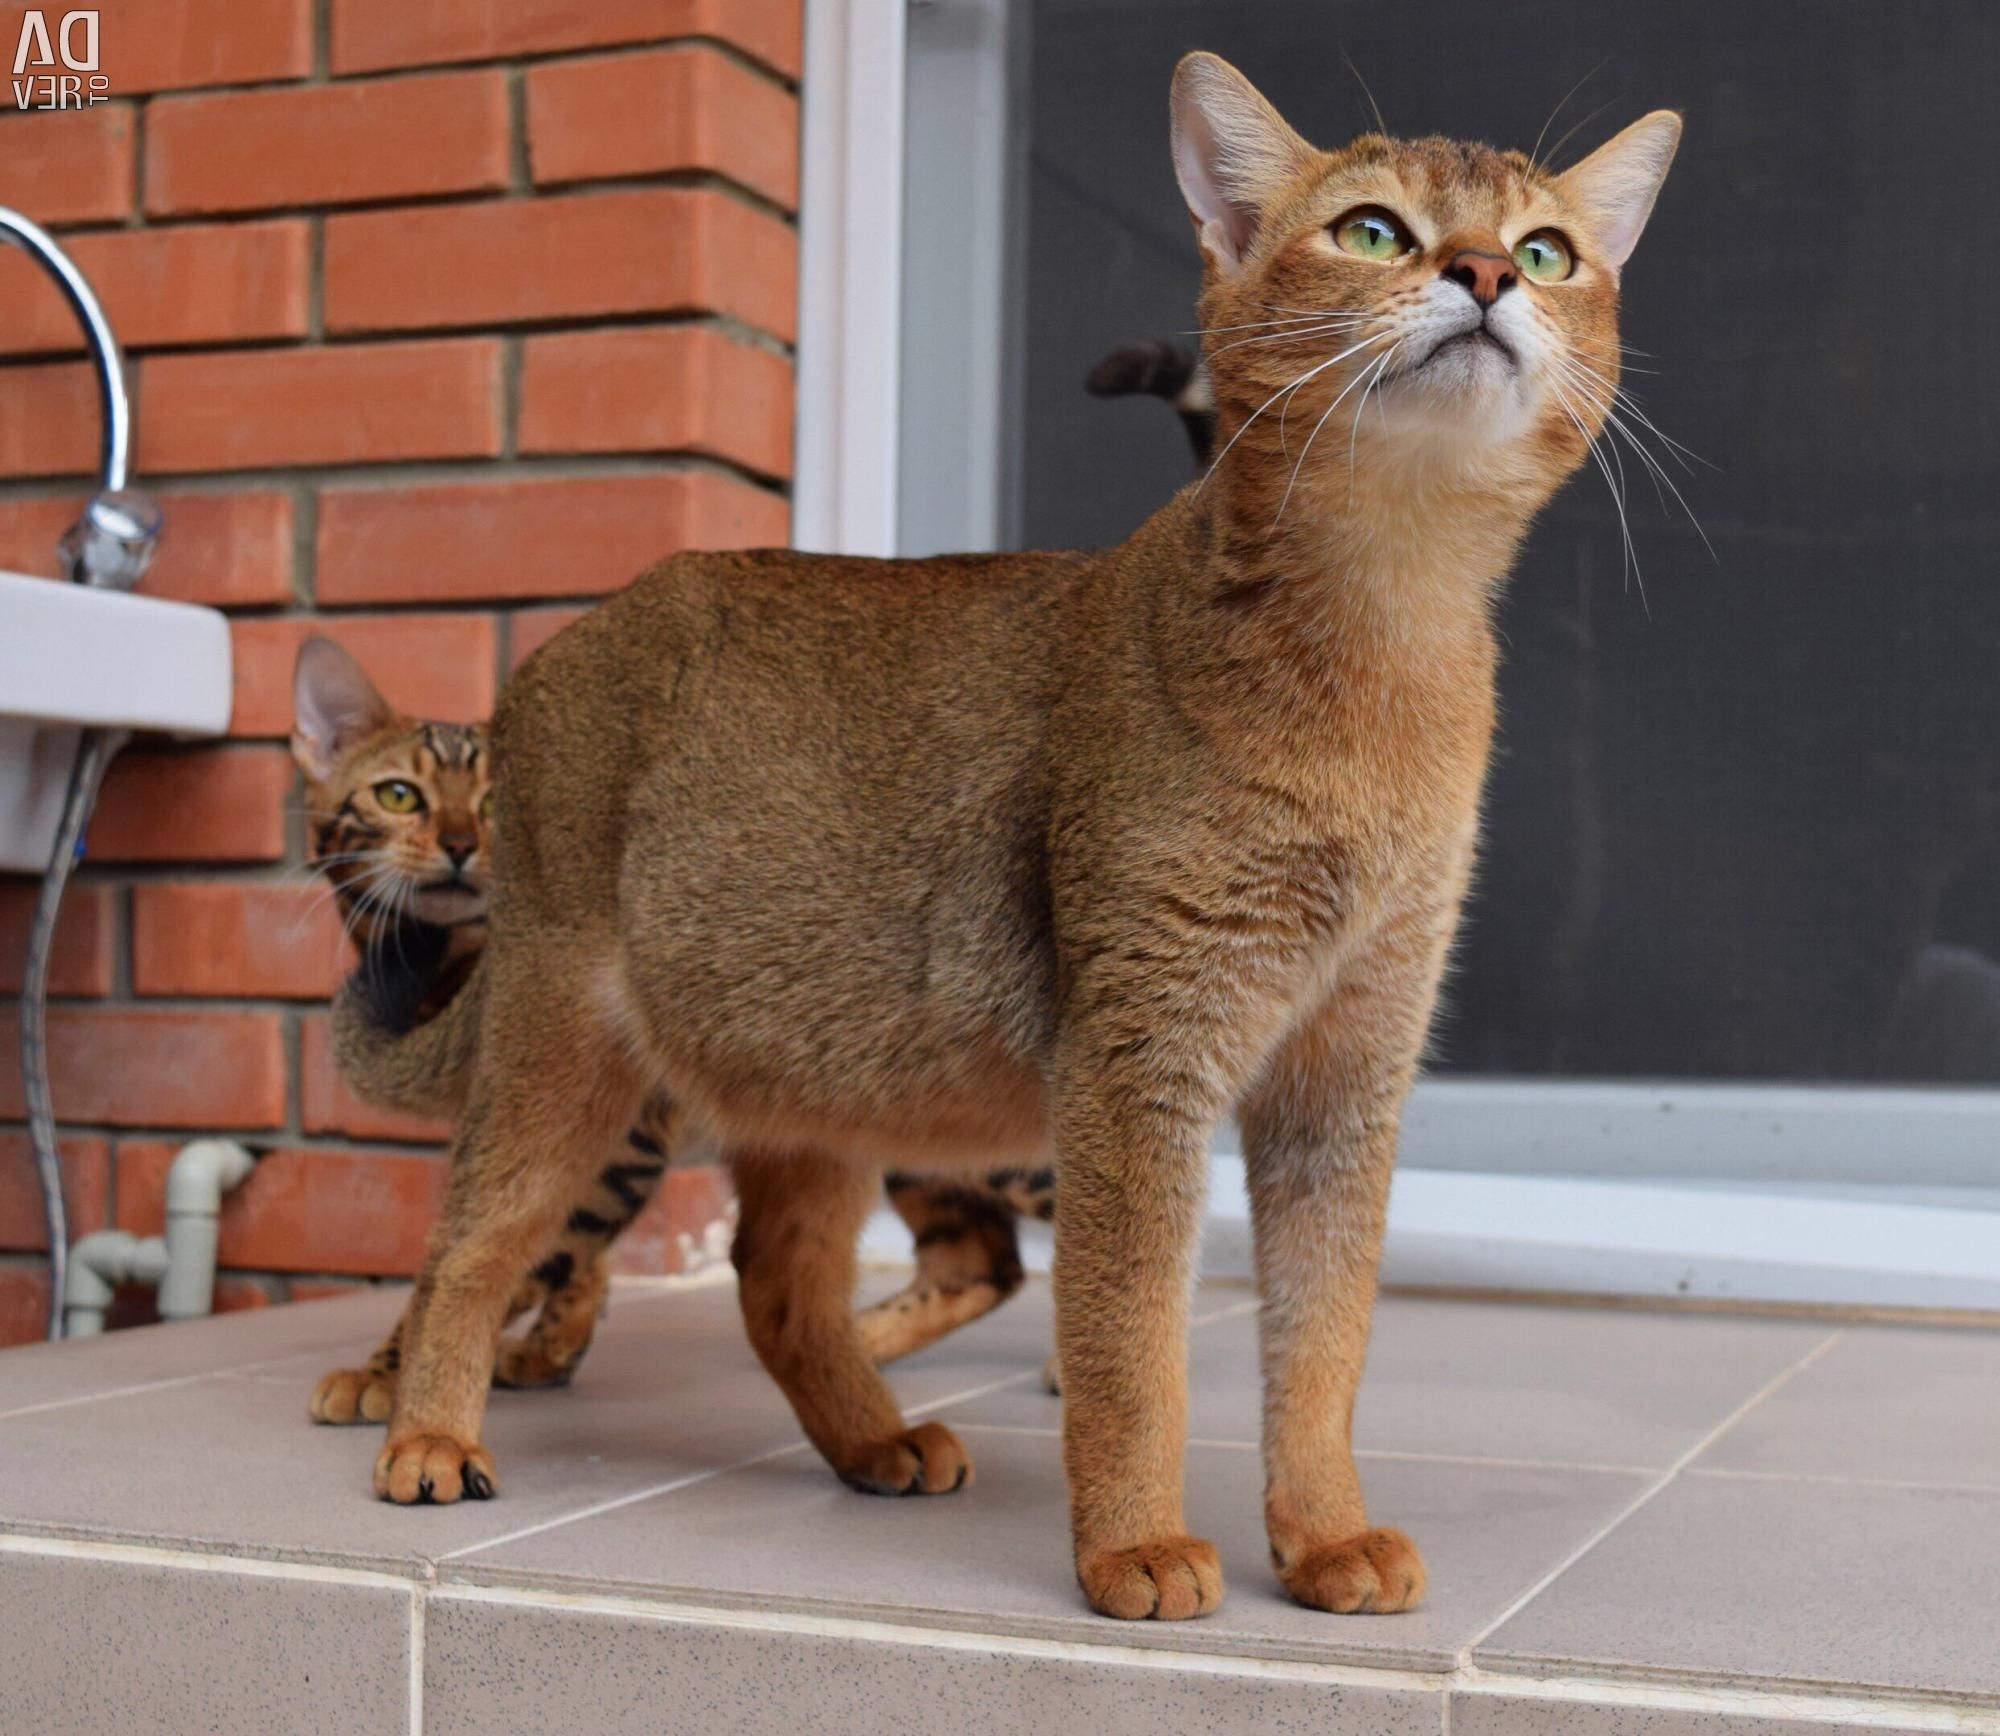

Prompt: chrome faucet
[
  {"left": 2, "top": 205, "right": 161, "bottom": 1336},
  {"left": 0, "top": 205, "right": 159, "bottom": 588}
]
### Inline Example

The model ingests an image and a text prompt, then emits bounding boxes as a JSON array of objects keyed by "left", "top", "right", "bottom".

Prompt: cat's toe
[
  {"left": 838, "top": 1421, "right": 973, "bottom": 1496},
  {"left": 309, "top": 1366, "right": 395, "bottom": 1426},
  {"left": 374, "top": 1433, "right": 498, "bottom": 1504},
  {"left": 1076, "top": 1536, "right": 1223, "bottom": 1620},
  {"left": 1280, "top": 1527, "right": 1425, "bottom": 1614}
]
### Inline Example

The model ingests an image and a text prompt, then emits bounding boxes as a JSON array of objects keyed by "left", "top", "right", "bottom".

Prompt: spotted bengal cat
[{"left": 290, "top": 636, "right": 1050, "bottom": 1423}]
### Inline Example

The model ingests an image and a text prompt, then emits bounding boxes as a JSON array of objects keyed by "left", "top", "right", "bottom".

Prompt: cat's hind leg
[
  {"left": 493, "top": 1116, "right": 672, "bottom": 1388},
  {"left": 855, "top": 1172, "right": 1028, "bottom": 1365},
  {"left": 733, "top": 1151, "right": 972, "bottom": 1496}
]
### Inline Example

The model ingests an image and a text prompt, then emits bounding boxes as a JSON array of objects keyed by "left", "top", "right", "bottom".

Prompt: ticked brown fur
[
  {"left": 362, "top": 55, "right": 1679, "bottom": 1621},
  {"left": 295, "top": 648, "right": 1057, "bottom": 1421}
]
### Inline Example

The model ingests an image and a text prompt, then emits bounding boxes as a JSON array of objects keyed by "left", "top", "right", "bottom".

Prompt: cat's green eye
[
  {"left": 1332, "top": 206, "right": 1414, "bottom": 262},
  {"left": 374, "top": 779, "right": 423, "bottom": 814},
  {"left": 1512, "top": 229, "right": 1574, "bottom": 283},
  {"left": 477, "top": 793, "right": 493, "bottom": 822}
]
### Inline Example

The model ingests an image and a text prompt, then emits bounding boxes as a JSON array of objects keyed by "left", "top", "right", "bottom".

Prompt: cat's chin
[
  {"left": 412, "top": 882, "right": 490, "bottom": 926},
  {"left": 1370, "top": 363, "right": 1536, "bottom": 452}
]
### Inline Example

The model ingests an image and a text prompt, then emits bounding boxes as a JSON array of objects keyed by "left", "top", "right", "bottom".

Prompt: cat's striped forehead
[
  {"left": 413, "top": 721, "right": 482, "bottom": 776},
  {"left": 1323, "top": 131, "right": 1549, "bottom": 226},
  {"left": 323, "top": 717, "right": 491, "bottom": 807}
]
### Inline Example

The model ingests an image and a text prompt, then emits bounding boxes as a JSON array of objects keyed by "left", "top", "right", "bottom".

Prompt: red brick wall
[{"left": 0, "top": 0, "right": 795, "bottom": 1343}]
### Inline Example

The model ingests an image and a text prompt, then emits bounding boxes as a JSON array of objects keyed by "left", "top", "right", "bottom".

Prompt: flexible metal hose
[
  {"left": 2, "top": 205, "right": 151, "bottom": 1339},
  {"left": 17, "top": 731, "right": 113, "bottom": 1339}
]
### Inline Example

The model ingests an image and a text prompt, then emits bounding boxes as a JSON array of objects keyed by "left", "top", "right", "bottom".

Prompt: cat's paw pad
[
  {"left": 373, "top": 1433, "right": 498, "bottom": 1505},
  {"left": 838, "top": 1421, "right": 973, "bottom": 1496},
  {"left": 1077, "top": 1536, "right": 1223, "bottom": 1620},
  {"left": 309, "top": 1366, "right": 395, "bottom": 1426},
  {"left": 1280, "top": 1527, "right": 1426, "bottom": 1613}
]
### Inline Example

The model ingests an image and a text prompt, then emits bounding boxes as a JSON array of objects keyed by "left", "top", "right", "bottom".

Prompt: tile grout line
[
  {"left": 435, "top": 1440, "right": 812, "bottom": 1564},
  {"left": 0, "top": 1339, "right": 392, "bottom": 1424},
  {"left": 1688, "top": 1464, "right": 2000, "bottom": 1498},
  {"left": 427, "top": 1579, "right": 1454, "bottom": 1691},
  {"left": 408, "top": 1582, "right": 425, "bottom": 1736},
  {"left": 949, "top": 1422, "right": 1663, "bottom": 1478},
  {"left": 0, "top": 1276, "right": 722, "bottom": 1422},
  {"left": 1450, "top": 1662, "right": 2000, "bottom": 1733},
  {"left": 1456, "top": 1326, "right": 1848, "bottom": 1661},
  {"left": 437, "top": 1366, "right": 1046, "bottom": 1564},
  {"left": 1191, "top": 1295, "right": 1260, "bottom": 1328},
  {"left": 0, "top": 1529, "right": 420, "bottom": 1590}
]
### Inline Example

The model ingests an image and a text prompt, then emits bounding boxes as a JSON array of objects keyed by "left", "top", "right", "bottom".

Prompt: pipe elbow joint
[{"left": 163, "top": 1140, "right": 256, "bottom": 1217}]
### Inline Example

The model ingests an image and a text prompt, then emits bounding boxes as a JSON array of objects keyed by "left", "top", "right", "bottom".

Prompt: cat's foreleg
[
  {"left": 375, "top": 972, "right": 642, "bottom": 1504},
  {"left": 1239, "top": 917, "right": 1448, "bottom": 1615},
  {"left": 1052, "top": 1051, "right": 1223, "bottom": 1621}
]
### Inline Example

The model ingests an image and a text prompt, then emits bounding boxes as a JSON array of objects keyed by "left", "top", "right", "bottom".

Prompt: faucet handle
[{"left": 60, "top": 487, "right": 162, "bottom": 591}]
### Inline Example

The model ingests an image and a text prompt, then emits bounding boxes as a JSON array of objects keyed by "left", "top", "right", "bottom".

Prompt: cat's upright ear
[
  {"left": 292, "top": 635, "right": 393, "bottom": 781},
  {"left": 1171, "top": 52, "right": 1317, "bottom": 275},
  {"left": 1559, "top": 111, "right": 1682, "bottom": 275}
]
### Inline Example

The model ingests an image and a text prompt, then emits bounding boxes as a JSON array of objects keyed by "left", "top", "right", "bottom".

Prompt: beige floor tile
[
  {"left": 1477, "top": 1471, "right": 2000, "bottom": 1698},
  {"left": 0, "top": 1545, "right": 409, "bottom": 1735},
  {"left": 0, "top": 1282, "right": 810, "bottom": 1571},
  {"left": 1693, "top": 1325, "right": 2000, "bottom": 1488},
  {"left": 953, "top": 1295, "right": 1830, "bottom": 1470},
  {"left": 0, "top": 1287, "right": 406, "bottom": 1419},
  {"left": 453, "top": 1424, "right": 1650, "bottom": 1673},
  {"left": 425, "top": 1590, "right": 1446, "bottom": 1735}
]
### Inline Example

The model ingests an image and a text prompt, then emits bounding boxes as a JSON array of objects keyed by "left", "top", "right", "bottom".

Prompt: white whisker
[
  {"left": 1552, "top": 378, "right": 1646, "bottom": 616},
  {"left": 1553, "top": 359, "right": 1715, "bottom": 563},
  {"left": 1195, "top": 329, "right": 1393, "bottom": 497},
  {"left": 1274, "top": 339, "right": 1400, "bottom": 528}
]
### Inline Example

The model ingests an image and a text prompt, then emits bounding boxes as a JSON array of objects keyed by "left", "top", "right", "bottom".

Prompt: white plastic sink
[{"left": 0, "top": 569, "right": 233, "bottom": 871}]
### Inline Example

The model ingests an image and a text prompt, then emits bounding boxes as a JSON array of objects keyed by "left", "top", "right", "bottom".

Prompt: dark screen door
[{"left": 1013, "top": 0, "right": 2000, "bottom": 1085}]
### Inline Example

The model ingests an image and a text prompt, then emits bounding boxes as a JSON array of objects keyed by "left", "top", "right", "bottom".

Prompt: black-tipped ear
[
  {"left": 1559, "top": 110, "right": 1681, "bottom": 274},
  {"left": 292, "top": 635, "right": 393, "bottom": 781},
  {"left": 1170, "top": 52, "right": 1317, "bottom": 274}
]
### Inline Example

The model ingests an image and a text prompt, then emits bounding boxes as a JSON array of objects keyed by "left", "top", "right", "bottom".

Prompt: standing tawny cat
[
  {"left": 355, "top": 53, "right": 1678, "bottom": 1623},
  {"left": 289, "top": 637, "right": 1062, "bottom": 1417}
]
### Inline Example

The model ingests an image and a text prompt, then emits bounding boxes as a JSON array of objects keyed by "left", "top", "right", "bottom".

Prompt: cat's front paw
[
  {"left": 373, "top": 1432, "right": 498, "bottom": 1504},
  {"left": 1077, "top": 1536, "right": 1223, "bottom": 1620},
  {"left": 836, "top": 1421, "right": 973, "bottom": 1495},
  {"left": 309, "top": 1365, "right": 395, "bottom": 1425},
  {"left": 1278, "top": 1526, "right": 1425, "bottom": 1613}
]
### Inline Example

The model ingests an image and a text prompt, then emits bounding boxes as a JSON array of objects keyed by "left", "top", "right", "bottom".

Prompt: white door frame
[
  {"left": 792, "top": 0, "right": 908, "bottom": 557},
  {"left": 799, "top": 1, "right": 2000, "bottom": 1310}
]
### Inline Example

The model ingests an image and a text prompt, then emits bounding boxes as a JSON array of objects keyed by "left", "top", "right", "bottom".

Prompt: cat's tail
[
  {"left": 330, "top": 927, "right": 485, "bottom": 1120},
  {"left": 1084, "top": 339, "right": 1217, "bottom": 465}
]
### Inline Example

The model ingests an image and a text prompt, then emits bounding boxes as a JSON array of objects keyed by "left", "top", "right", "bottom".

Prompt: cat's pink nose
[
  {"left": 440, "top": 834, "right": 477, "bottom": 868},
  {"left": 1444, "top": 249, "right": 1517, "bottom": 306}
]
